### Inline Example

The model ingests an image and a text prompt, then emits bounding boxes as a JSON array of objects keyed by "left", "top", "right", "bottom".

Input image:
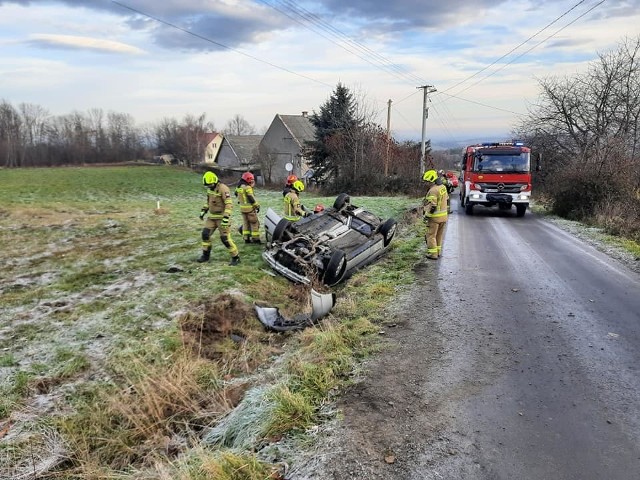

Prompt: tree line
[{"left": 0, "top": 104, "right": 259, "bottom": 168}]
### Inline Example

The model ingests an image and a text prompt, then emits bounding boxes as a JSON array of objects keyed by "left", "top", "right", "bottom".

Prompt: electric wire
[
  {"left": 114, "top": 0, "right": 607, "bottom": 143},
  {"left": 264, "top": 0, "right": 428, "bottom": 86},
  {"left": 443, "top": 0, "right": 606, "bottom": 98},
  {"left": 111, "top": 1, "right": 333, "bottom": 88},
  {"left": 441, "top": 0, "right": 589, "bottom": 95},
  {"left": 254, "top": 0, "right": 415, "bottom": 85}
]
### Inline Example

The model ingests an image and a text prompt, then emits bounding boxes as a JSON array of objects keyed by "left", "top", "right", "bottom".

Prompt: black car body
[{"left": 262, "top": 194, "right": 397, "bottom": 286}]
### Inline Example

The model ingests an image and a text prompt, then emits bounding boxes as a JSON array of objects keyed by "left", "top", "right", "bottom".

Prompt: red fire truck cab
[{"left": 460, "top": 142, "right": 533, "bottom": 217}]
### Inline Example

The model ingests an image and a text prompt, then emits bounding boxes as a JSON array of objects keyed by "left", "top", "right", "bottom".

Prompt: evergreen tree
[{"left": 307, "top": 83, "right": 362, "bottom": 181}]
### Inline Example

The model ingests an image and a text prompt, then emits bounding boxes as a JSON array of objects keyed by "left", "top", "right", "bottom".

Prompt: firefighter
[
  {"left": 422, "top": 169, "right": 449, "bottom": 260},
  {"left": 438, "top": 169, "right": 454, "bottom": 213},
  {"left": 235, "top": 171, "right": 261, "bottom": 244},
  {"left": 197, "top": 171, "right": 240, "bottom": 265},
  {"left": 283, "top": 180, "right": 308, "bottom": 221},
  {"left": 282, "top": 174, "right": 298, "bottom": 197}
]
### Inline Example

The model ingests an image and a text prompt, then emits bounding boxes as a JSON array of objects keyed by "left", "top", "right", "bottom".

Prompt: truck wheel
[
  {"left": 465, "top": 202, "right": 474, "bottom": 215},
  {"left": 323, "top": 250, "right": 347, "bottom": 286},
  {"left": 516, "top": 204, "right": 527, "bottom": 217},
  {"left": 379, "top": 219, "right": 397, "bottom": 247},
  {"left": 333, "top": 193, "right": 350, "bottom": 210}
]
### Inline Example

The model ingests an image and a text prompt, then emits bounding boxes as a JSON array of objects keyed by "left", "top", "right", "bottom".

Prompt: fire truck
[{"left": 459, "top": 141, "right": 537, "bottom": 217}]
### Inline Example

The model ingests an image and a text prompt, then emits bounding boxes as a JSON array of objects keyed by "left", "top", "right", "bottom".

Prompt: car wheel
[
  {"left": 272, "top": 218, "right": 291, "bottom": 242},
  {"left": 333, "top": 193, "right": 351, "bottom": 210},
  {"left": 379, "top": 218, "right": 397, "bottom": 247},
  {"left": 516, "top": 204, "right": 527, "bottom": 217},
  {"left": 323, "top": 250, "right": 347, "bottom": 286},
  {"left": 465, "top": 202, "right": 474, "bottom": 215}
]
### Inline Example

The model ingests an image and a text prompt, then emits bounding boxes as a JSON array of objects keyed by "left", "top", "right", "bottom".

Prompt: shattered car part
[
  {"left": 254, "top": 289, "right": 336, "bottom": 332},
  {"left": 263, "top": 194, "right": 397, "bottom": 286}
]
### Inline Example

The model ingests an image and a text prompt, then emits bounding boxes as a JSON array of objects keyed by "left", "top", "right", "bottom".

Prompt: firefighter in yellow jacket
[
  {"left": 283, "top": 180, "right": 308, "bottom": 222},
  {"left": 235, "top": 171, "right": 261, "bottom": 244},
  {"left": 422, "top": 169, "right": 449, "bottom": 260},
  {"left": 197, "top": 171, "right": 240, "bottom": 265}
]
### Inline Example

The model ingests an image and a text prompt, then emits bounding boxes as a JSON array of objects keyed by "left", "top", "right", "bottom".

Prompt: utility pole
[
  {"left": 385, "top": 99, "right": 392, "bottom": 177},
  {"left": 417, "top": 84, "right": 437, "bottom": 174}
]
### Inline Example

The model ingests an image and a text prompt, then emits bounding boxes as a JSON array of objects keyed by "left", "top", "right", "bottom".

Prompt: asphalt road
[
  {"left": 432, "top": 199, "right": 640, "bottom": 479},
  {"left": 288, "top": 198, "right": 640, "bottom": 480}
]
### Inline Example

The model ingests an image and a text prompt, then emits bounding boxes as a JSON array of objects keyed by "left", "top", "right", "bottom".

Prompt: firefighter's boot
[
  {"left": 197, "top": 249, "right": 211, "bottom": 263},
  {"left": 229, "top": 255, "right": 241, "bottom": 266}
]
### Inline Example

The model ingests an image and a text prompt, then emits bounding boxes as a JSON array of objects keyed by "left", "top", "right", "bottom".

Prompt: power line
[
  {"left": 449, "top": 0, "right": 606, "bottom": 97},
  {"left": 430, "top": 0, "right": 605, "bottom": 124},
  {"left": 441, "top": 0, "right": 589, "bottom": 95},
  {"left": 264, "top": 0, "right": 428, "bottom": 86},
  {"left": 436, "top": 91, "right": 525, "bottom": 116},
  {"left": 255, "top": 0, "right": 414, "bottom": 85},
  {"left": 111, "top": 1, "right": 333, "bottom": 88}
]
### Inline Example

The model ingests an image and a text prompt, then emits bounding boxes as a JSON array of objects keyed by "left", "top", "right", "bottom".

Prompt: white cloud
[{"left": 27, "top": 34, "right": 146, "bottom": 54}]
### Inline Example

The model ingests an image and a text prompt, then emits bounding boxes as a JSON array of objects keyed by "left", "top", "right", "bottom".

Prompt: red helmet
[
  {"left": 241, "top": 172, "right": 254, "bottom": 183},
  {"left": 286, "top": 174, "right": 298, "bottom": 185},
  {"left": 314, "top": 204, "right": 325, "bottom": 213}
]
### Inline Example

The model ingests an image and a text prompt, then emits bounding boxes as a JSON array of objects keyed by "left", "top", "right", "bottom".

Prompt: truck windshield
[{"left": 473, "top": 152, "right": 530, "bottom": 173}]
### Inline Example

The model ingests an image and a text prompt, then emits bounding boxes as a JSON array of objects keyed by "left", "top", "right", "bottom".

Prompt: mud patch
[{"left": 179, "top": 293, "right": 255, "bottom": 360}]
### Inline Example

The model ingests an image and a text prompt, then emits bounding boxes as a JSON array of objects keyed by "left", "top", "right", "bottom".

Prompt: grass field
[{"left": 0, "top": 165, "right": 424, "bottom": 479}]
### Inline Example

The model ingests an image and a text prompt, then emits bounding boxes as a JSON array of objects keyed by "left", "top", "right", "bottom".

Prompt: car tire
[
  {"left": 323, "top": 250, "right": 347, "bottom": 286},
  {"left": 465, "top": 201, "right": 474, "bottom": 215},
  {"left": 272, "top": 218, "right": 291, "bottom": 242},
  {"left": 379, "top": 218, "right": 397, "bottom": 247},
  {"left": 333, "top": 193, "right": 351, "bottom": 210},
  {"left": 516, "top": 204, "right": 527, "bottom": 217}
]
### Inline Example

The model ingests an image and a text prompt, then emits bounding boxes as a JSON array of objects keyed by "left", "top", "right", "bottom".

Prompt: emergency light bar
[{"left": 480, "top": 141, "right": 525, "bottom": 147}]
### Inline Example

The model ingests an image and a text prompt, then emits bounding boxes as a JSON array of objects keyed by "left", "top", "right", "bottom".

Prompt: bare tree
[
  {"left": 0, "top": 100, "right": 22, "bottom": 167},
  {"left": 516, "top": 35, "right": 640, "bottom": 228},
  {"left": 256, "top": 146, "right": 280, "bottom": 184},
  {"left": 223, "top": 114, "right": 256, "bottom": 136},
  {"left": 520, "top": 36, "right": 640, "bottom": 172}
]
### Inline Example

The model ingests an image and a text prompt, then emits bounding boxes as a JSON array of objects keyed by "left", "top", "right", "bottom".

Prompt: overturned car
[{"left": 262, "top": 194, "right": 397, "bottom": 286}]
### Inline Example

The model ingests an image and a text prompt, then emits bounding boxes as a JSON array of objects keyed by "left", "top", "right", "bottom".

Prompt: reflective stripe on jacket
[
  {"left": 283, "top": 191, "right": 303, "bottom": 221},
  {"left": 423, "top": 184, "right": 449, "bottom": 219},
  {"left": 235, "top": 183, "right": 258, "bottom": 213},
  {"left": 205, "top": 183, "right": 233, "bottom": 219}
]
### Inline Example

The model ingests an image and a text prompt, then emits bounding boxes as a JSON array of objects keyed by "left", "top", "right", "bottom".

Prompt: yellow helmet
[
  {"left": 203, "top": 171, "right": 218, "bottom": 187},
  {"left": 292, "top": 180, "right": 305, "bottom": 192},
  {"left": 422, "top": 169, "right": 437, "bottom": 182}
]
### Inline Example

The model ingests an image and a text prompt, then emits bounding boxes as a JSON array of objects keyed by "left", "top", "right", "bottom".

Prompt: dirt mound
[{"left": 179, "top": 293, "right": 255, "bottom": 360}]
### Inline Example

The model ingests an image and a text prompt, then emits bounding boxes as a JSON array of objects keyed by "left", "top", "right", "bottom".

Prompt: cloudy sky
[{"left": 1, "top": 0, "right": 638, "bottom": 146}]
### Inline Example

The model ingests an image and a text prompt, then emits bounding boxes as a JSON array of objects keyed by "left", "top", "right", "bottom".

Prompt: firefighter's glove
[
  {"left": 221, "top": 216, "right": 230, "bottom": 228},
  {"left": 422, "top": 214, "right": 429, "bottom": 224},
  {"left": 199, "top": 207, "right": 208, "bottom": 220},
  {"left": 254, "top": 205, "right": 260, "bottom": 213},
  {"left": 429, "top": 205, "right": 437, "bottom": 214}
]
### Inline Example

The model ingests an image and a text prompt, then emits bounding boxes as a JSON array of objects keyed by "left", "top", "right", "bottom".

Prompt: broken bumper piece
[{"left": 254, "top": 289, "right": 336, "bottom": 332}]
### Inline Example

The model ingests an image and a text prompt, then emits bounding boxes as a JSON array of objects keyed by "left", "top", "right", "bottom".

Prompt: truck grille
[{"left": 476, "top": 182, "right": 526, "bottom": 194}]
